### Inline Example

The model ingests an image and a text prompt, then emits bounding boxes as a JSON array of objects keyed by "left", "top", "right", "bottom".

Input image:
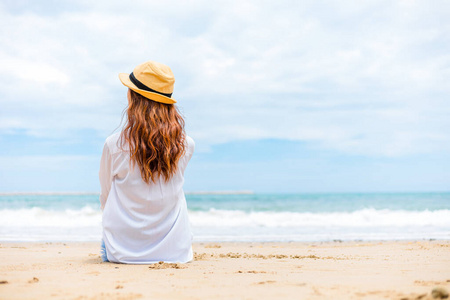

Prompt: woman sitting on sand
[{"left": 98, "top": 60, "right": 195, "bottom": 264}]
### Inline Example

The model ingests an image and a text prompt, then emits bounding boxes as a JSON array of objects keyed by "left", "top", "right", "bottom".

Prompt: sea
[{"left": 0, "top": 192, "right": 449, "bottom": 242}]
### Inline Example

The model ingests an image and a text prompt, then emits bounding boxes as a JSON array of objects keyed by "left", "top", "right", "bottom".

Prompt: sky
[{"left": 0, "top": 0, "right": 449, "bottom": 193}]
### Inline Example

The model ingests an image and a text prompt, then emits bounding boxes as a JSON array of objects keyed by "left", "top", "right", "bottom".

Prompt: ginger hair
[{"left": 120, "top": 89, "right": 186, "bottom": 183}]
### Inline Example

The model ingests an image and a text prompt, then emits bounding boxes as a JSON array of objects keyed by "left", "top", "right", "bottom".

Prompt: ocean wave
[
  {"left": 188, "top": 208, "right": 450, "bottom": 227},
  {"left": 0, "top": 206, "right": 449, "bottom": 241},
  {"left": 0, "top": 207, "right": 449, "bottom": 228},
  {"left": 0, "top": 206, "right": 101, "bottom": 227}
]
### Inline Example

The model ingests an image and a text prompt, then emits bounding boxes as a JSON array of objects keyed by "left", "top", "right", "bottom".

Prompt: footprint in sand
[
  {"left": 148, "top": 262, "right": 186, "bottom": 269},
  {"left": 237, "top": 270, "right": 267, "bottom": 274},
  {"left": 432, "top": 287, "right": 449, "bottom": 299},
  {"left": 28, "top": 277, "right": 39, "bottom": 283},
  {"left": 257, "top": 280, "right": 276, "bottom": 285},
  {"left": 87, "top": 271, "right": 100, "bottom": 276}
]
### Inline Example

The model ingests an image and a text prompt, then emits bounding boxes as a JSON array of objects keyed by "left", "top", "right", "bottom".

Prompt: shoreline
[
  {"left": 1, "top": 238, "right": 448, "bottom": 243},
  {"left": 1, "top": 241, "right": 449, "bottom": 299}
]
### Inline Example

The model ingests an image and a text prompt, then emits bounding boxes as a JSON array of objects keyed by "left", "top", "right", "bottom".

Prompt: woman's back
[
  {"left": 100, "top": 133, "right": 195, "bottom": 264},
  {"left": 99, "top": 60, "right": 195, "bottom": 264}
]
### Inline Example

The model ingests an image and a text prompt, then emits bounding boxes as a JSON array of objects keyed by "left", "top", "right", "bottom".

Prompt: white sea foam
[
  {"left": 188, "top": 208, "right": 450, "bottom": 227},
  {"left": 0, "top": 207, "right": 449, "bottom": 241},
  {"left": 0, "top": 206, "right": 101, "bottom": 228}
]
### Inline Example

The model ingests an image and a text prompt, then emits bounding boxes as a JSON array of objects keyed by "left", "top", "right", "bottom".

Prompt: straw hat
[{"left": 119, "top": 61, "right": 176, "bottom": 104}]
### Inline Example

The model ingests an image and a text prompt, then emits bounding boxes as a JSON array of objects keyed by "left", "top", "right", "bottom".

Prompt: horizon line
[{"left": 0, "top": 190, "right": 449, "bottom": 196}]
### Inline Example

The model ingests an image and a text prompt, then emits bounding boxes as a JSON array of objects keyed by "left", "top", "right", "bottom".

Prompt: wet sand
[{"left": 0, "top": 241, "right": 449, "bottom": 299}]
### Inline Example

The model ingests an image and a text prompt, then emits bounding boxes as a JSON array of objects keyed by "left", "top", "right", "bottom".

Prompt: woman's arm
[
  {"left": 99, "top": 142, "right": 112, "bottom": 211},
  {"left": 179, "top": 136, "right": 195, "bottom": 175}
]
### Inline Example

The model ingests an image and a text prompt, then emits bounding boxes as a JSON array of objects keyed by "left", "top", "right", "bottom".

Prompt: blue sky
[{"left": 0, "top": 0, "right": 449, "bottom": 193}]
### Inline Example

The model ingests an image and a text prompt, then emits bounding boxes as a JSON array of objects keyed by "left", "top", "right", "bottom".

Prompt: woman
[{"left": 99, "top": 61, "right": 195, "bottom": 264}]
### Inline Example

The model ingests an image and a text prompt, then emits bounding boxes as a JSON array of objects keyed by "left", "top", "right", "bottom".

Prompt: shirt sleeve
[
  {"left": 99, "top": 142, "right": 112, "bottom": 211},
  {"left": 185, "top": 136, "right": 195, "bottom": 162},
  {"left": 179, "top": 136, "right": 195, "bottom": 175}
]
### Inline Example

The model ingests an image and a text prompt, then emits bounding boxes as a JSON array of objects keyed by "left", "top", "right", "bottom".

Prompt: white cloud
[
  {"left": 0, "top": 54, "right": 69, "bottom": 85},
  {"left": 0, "top": 0, "right": 449, "bottom": 156}
]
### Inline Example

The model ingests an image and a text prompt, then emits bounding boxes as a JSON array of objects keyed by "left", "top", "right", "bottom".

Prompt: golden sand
[{"left": 0, "top": 241, "right": 449, "bottom": 299}]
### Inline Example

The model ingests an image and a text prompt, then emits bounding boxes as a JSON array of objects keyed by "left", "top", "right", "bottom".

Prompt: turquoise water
[
  {"left": 1, "top": 192, "right": 448, "bottom": 211},
  {"left": 186, "top": 192, "right": 450, "bottom": 212},
  {"left": 0, "top": 192, "right": 449, "bottom": 241}
]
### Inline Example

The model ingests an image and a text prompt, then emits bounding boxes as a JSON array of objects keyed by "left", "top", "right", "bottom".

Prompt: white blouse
[{"left": 99, "top": 132, "right": 195, "bottom": 264}]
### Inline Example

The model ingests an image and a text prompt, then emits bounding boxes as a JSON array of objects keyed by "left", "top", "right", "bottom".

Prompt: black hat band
[{"left": 129, "top": 72, "right": 173, "bottom": 98}]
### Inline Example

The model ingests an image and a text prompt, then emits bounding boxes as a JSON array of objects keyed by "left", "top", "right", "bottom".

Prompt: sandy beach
[{"left": 0, "top": 241, "right": 449, "bottom": 299}]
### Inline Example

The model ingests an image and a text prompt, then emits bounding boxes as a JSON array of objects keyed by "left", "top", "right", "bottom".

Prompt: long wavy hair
[{"left": 120, "top": 89, "right": 186, "bottom": 183}]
